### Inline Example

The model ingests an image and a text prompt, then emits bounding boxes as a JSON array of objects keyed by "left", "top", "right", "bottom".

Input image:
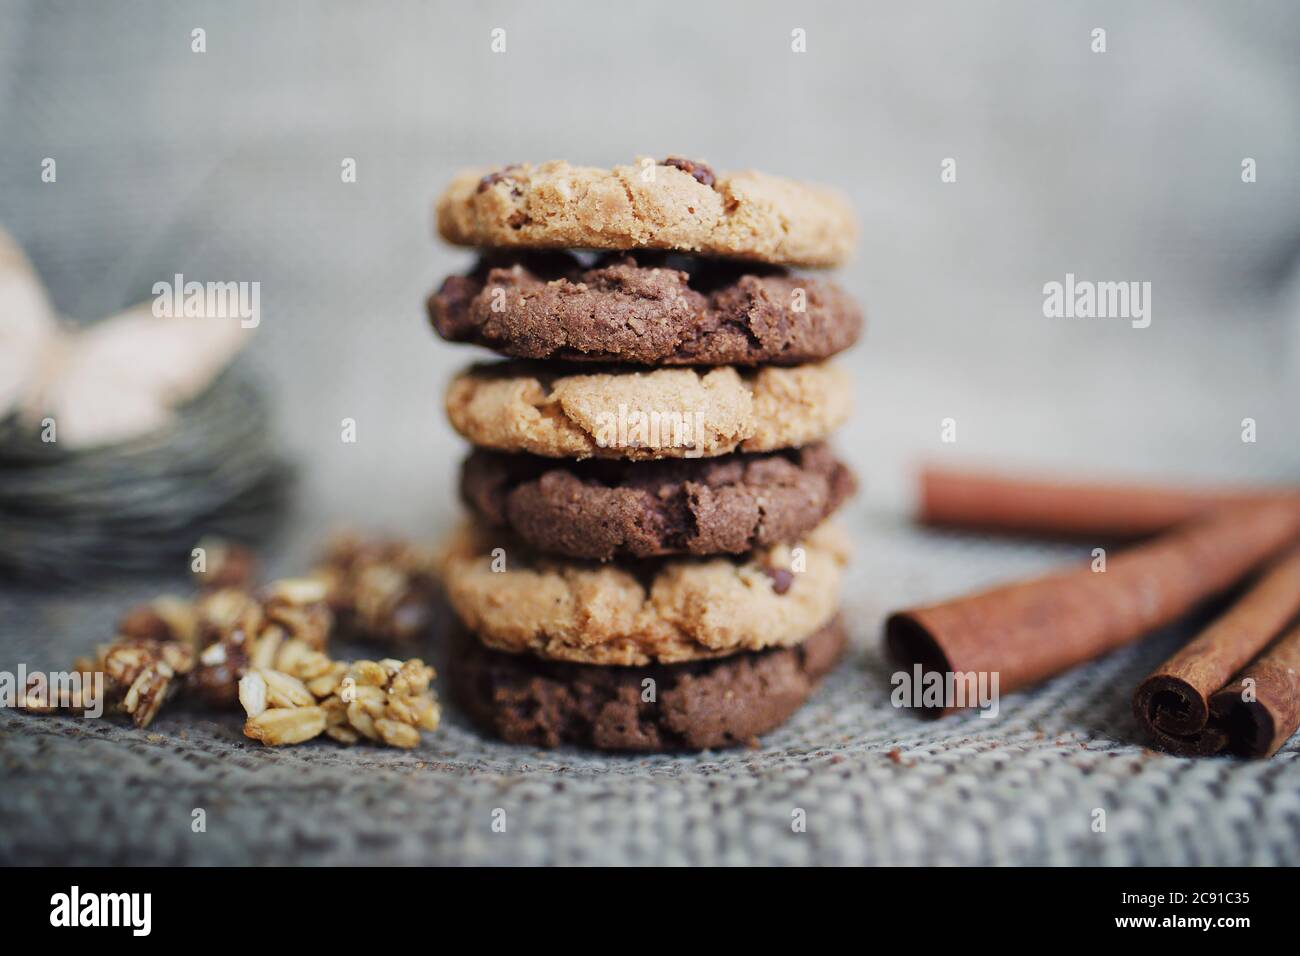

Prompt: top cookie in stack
[
  {"left": 429, "top": 157, "right": 861, "bottom": 751},
  {"left": 436, "top": 156, "right": 855, "bottom": 268}
]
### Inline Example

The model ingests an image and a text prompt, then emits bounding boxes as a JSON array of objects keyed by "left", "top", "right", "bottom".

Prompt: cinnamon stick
[
  {"left": 918, "top": 464, "right": 1292, "bottom": 539},
  {"left": 1133, "top": 544, "right": 1300, "bottom": 738},
  {"left": 1142, "top": 622, "right": 1300, "bottom": 758},
  {"left": 1208, "top": 622, "right": 1300, "bottom": 757},
  {"left": 885, "top": 498, "right": 1300, "bottom": 716}
]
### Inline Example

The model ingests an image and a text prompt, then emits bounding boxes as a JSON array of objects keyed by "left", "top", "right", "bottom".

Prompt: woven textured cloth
[
  {"left": 4, "top": 534, "right": 1300, "bottom": 867},
  {"left": 2, "top": 0, "right": 1299, "bottom": 865}
]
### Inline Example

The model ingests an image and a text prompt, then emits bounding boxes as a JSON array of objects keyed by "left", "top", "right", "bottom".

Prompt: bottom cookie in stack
[{"left": 447, "top": 615, "right": 846, "bottom": 751}]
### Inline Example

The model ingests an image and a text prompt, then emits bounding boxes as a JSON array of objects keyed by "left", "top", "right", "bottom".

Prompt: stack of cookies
[{"left": 428, "top": 157, "right": 861, "bottom": 751}]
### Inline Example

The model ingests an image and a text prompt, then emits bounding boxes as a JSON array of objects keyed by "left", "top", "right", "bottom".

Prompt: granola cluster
[
  {"left": 19, "top": 596, "right": 202, "bottom": 723},
  {"left": 22, "top": 629, "right": 197, "bottom": 727},
  {"left": 311, "top": 533, "right": 440, "bottom": 645},
  {"left": 100, "top": 637, "right": 197, "bottom": 727},
  {"left": 23, "top": 534, "right": 442, "bottom": 748},
  {"left": 188, "top": 579, "right": 331, "bottom": 706},
  {"left": 24, "top": 631, "right": 199, "bottom": 727},
  {"left": 241, "top": 656, "right": 439, "bottom": 748}
]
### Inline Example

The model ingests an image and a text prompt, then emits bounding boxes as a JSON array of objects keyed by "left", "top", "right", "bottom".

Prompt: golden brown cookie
[
  {"left": 435, "top": 519, "right": 850, "bottom": 665},
  {"left": 436, "top": 158, "right": 856, "bottom": 268},
  {"left": 444, "top": 360, "right": 852, "bottom": 461}
]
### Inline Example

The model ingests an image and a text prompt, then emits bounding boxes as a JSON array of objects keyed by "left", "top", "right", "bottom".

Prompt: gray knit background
[{"left": 2, "top": 0, "right": 1299, "bottom": 865}]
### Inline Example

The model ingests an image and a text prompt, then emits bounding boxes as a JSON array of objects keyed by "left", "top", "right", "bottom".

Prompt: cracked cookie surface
[
  {"left": 461, "top": 444, "right": 856, "bottom": 560},
  {"left": 444, "top": 360, "right": 852, "bottom": 461},
  {"left": 435, "top": 519, "right": 850, "bottom": 665},
  {"left": 429, "top": 252, "right": 863, "bottom": 366},
  {"left": 435, "top": 158, "right": 856, "bottom": 268},
  {"left": 448, "top": 614, "right": 846, "bottom": 751}
]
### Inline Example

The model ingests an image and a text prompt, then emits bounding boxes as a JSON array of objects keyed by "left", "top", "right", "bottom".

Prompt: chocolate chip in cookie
[
  {"left": 663, "top": 156, "right": 716, "bottom": 187},
  {"left": 476, "top": 164, "right": 523, "bottom": 193}
]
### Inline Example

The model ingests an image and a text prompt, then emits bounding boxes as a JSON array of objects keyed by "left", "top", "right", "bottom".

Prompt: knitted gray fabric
[
  {"left": 2, "top": 0, "right": 1299, "bottom": 866},
  {"left": 3, "top": 547, "right": 1299, "bottom": 866}
]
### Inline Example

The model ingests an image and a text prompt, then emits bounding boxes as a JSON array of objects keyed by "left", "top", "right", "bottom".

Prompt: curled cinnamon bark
[
  {"left": 1133, "top": 545, "right": 1300, "bottom": 737},
  {"left": 886, "top": 498, "right": 1300, "bottom": 716},
  {"left": 1208, "top": 623, "right": 1300, "bottom": 758}
]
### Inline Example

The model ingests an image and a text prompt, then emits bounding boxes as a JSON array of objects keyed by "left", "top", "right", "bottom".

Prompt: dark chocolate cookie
[
  {"left": 460, "top": 443, "right": 856, "bottom": 560},
  {"left": 448, "top": 615, "right": 847, "bottom": 751},
  {"left": 428, "top": 252, "right": 863, "bottom": 365}
]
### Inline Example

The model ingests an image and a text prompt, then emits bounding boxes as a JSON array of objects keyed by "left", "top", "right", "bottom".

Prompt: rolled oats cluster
[
  {"left": 99, "top": 637, "right": 197, "bottom": 727},
  {"left": 311, "top": 533, "right": 440, "bottom": 645},
  {"left": 24, "top": 535, "right": 442, "bottom": 748},
  {"left": 185, "top": 587, "right": 265, "bottom": 705},
  {"left": 210, "top": 577, "right": 444, "bottom": 749},
  {"left": 34, "top": 634, "right": 199, "bottom": 728},
  {"left": 117, "top": 595, "right": 201, "bottom": 646},
  {"left": 241, "top": 656, "right": 439, "bottom": 748},
  {"left": 188, "top": 578, "right": 332, "bottom": 706}
]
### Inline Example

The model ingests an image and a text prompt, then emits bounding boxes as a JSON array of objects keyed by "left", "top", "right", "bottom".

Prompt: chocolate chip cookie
[
  {"left": 435, "top": 519, "right": 850, "bottom": 665},
  {"left": 448, "top": 614, "right": 847, "bottom": 751},
  {"left": 445, "top": 360, "right": 852, "bottom": 461},
  {"left": 436, "top": 158, "right": 856, "bottom": 268},
  {"left": 429, "top": 252, "right": 863, "bottom": 365},
  {"left": 461, "top": 444, "right": 856, "bottom": 560}
]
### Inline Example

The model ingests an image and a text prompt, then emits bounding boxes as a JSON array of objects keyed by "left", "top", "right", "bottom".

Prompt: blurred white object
[
  {"left": 0, "top": 226, "right": 59, "bottom": 415},
  {"left": 0, "top": 226, "right": 252, "bottom": 448}
]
